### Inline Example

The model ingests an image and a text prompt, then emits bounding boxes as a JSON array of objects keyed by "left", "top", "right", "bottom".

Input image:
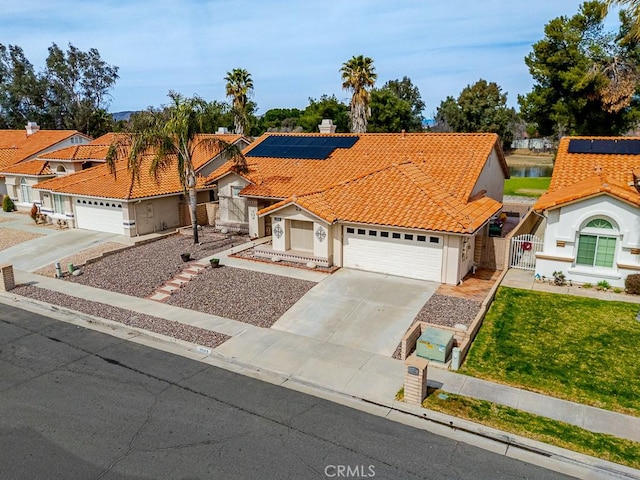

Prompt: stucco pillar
[
  {"left": 247, "top": 199, "right": 259, "bottom": 238},
  {"left": 313, "top": 222, "right": 329, "bottom": 259},
  {"left": 272, "top": 216, "right": 286, "bottom": 252}
]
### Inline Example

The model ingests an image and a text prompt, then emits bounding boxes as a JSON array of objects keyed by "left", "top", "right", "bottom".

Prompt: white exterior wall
[
  {"left": 48, "top": 161, "right": 84, "bottom": 175},
  {"left": 267, "top": 205, "right": 331, "bottom": 261},
  {"left": 133, "top": 196, "right": 181, "bottom": 236},
  {"left": 536, "top": 195, "right": 640, "bottom": 287},
  {"left": 471, "top": 148, "right": 506, "bottom": 203},
  {"left": 442, "top": 235, "right": 461, "bottom": 285},
  {"left": 217, "top": 174, "right": 249, "bottom": 225}
]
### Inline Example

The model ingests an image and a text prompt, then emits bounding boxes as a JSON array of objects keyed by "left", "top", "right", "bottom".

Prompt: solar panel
[
  {"left": 567, "top": 139, "right": 592, "bottom": 153},
  {"left": 246, "top": 135, "right": 359, "bottom": 159},
  {"left": 568, "top": 138, "right": 640, "bottom": 155},
  {"left": 591, "top": 140, "right": 617, "bottom": 154}
]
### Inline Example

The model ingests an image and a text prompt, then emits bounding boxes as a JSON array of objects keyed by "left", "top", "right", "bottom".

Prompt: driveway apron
[{"left": 271, "top": 268, "right": 438, "bottom": 356}]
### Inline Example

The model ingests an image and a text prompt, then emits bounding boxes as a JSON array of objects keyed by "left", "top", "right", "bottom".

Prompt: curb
[{"left": 1, "top": 291, "right": 638, "bottom": 480}]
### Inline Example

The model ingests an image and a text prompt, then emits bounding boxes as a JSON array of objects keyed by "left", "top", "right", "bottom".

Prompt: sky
[{"left": 0, "top": 1, "right": 622, "bottom": 117}]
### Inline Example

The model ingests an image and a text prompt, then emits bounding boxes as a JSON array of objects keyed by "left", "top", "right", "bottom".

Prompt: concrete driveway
[
  {"left": 271, "top": 268, "right": 438, "bottom": 356},
  {"left": 0, "top": 213, "right": 127, "bottom": 271}
]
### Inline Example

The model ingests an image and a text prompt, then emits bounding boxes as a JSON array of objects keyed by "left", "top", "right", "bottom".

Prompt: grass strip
[{"left": 504, "top": 177, "right": 550, "bottom": 197}]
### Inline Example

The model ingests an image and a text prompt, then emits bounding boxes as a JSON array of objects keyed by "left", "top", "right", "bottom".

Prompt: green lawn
[
  {"left": 422, "top": 390, "right": 640, "bottom": 469},
  {"left": 503, "top": 177, "right": 551, "bottom": 197},
  {"left": 461, "top": 287, "right": 640, "bottom": 415}
]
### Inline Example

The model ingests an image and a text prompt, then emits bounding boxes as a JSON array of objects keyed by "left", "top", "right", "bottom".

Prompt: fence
[{"left": 509, "top": 234, "right": 544, "bottom": 270}]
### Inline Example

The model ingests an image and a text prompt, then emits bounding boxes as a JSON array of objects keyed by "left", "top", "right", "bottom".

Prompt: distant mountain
[{"left": 111, "top": 111, "right": 137, "bottom": 122}]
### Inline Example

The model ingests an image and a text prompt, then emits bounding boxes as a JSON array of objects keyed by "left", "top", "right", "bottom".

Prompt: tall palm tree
[
  {"left": 606, "top": 1, "right": 640, "bottom": 40},
  {"left": 107, "top": 92, "right": 247, "bottom": 244},
  {"left": 224, "top": 68, "right": 254, "bottom": 135},
  {"left": 340, "top": 55, "right": 377, "bottom": 133}
]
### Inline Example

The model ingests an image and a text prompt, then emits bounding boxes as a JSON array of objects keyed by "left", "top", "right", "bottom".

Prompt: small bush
[
  {"left": 597, "top": 280, "right": 611, "bottom": 291},
  {"left": 2, "top": 195, "right": 15, "bottom": 212},
  {"left": 582, "top": 282, "right": 593, "bottom": 289},
  {"left": 552, "top": 271, "right": 566, "bottom": 286},
  {"left": 30, "top": 203, "right": 38, "bottom": 223},
  {"left": 625, "top": 274, "right": 640, "bottom": 295},
  {"left": 613, "top": 287, "right": 624, "bottom": 294}
]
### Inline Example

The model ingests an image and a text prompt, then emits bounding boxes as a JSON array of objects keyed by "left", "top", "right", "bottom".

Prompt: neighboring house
[
  {"left": 534, "top": 136, "right": 640, "bottom": 287},
  {"left": 207, "top": 132, "right": 508, "bottom": 284},
  {"left": 0, "top": 122, "right": 91, "bottom": 200},
  {"left": 32, "top": 134, "right": 250, "bottom": 236}
]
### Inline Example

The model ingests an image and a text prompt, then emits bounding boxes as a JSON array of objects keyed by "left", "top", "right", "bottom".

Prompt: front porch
[{"left": 253, "top": 243, "right": 331, "bottom": 267}]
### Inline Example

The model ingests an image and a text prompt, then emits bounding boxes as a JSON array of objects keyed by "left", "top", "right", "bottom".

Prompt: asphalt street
[{"left": 0, "top": 303, "right": 572, "bottom": 480}]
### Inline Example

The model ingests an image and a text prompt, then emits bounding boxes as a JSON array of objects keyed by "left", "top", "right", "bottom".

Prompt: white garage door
[
  {"left": 75, "top": 198, "right": 125, "bottom": 235},
  {"left": 343, "top": 226, "right": 443, "bottom": 281}
]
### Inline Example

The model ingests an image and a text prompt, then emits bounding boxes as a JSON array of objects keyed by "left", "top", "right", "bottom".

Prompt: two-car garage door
[
  {"left": 343, "top": 226, "right": 443, "bottom": 281},
  {"left": 75, "top": 198, "right": 125, "bottom": 235}
]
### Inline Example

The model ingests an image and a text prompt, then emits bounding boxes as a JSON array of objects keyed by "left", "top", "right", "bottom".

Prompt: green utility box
[{"left": 416, "top": 327, "right": 454, "bottom": 363}]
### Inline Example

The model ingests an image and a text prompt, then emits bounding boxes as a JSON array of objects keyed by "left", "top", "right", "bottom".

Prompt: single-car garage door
[
  {"left": 75, "top": 198, "right": 125, "bottom": 235},
  {"left": 343, "top": 226, "right": 443, "bottom": 281}
]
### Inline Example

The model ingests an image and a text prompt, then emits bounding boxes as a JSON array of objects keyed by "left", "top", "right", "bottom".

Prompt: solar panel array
[
  {"left": 568, "top": 139, "right": 640, "bottom": 155},
  {"left": 246, "top": 135, "right": 359, "bottom": 159}
]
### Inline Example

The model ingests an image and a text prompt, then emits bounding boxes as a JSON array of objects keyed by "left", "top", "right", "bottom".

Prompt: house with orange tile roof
[
  {"left": 0, "top": 122, "right": 91, "bottom": 201},
  {"left": 32, "top": 134, "right": 250, "bottom": 236},
  {"left": 534, "top": 136, "right": 640, "bottom": 287},
  {"left": 206, "top": 132, "right": 508, "bottom": 284}
]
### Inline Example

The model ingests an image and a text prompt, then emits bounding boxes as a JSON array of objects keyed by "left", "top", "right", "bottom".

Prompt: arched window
[
  {"left": 19, "top": 177, "right": 31, "bottom": 203},
  {"left": 576, "top": 217, "right": 618, "bottom": 268},
  {"left": 56, "top": 165, "right": 66, "bottom": 174}
]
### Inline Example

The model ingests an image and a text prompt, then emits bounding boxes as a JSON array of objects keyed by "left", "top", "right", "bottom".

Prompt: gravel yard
[
  {"left": 0, "top": 227, "right": 43, "bottom": 251},
  {"left": 12, "top": 285, "right": 230, "bottom": 349},
  {"left": 167, "top": 266, "right": 316, "bottom": 328},
  {"left": 67, "top": 229, "right": 249, "bottom": 298},
  {"left": 35, "top": 242, "right": 129, "bottom": 277},
  {"left": 391, "top": 294, "right": 482, "bottom": 359}
]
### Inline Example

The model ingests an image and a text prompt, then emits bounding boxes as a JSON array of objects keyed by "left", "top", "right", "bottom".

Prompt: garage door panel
[
  {"left": 343, "top": 227, "right": 442, "bottom": 281},
  {"left": 75, "top": 201, "right": 124, "bottom": 235}
]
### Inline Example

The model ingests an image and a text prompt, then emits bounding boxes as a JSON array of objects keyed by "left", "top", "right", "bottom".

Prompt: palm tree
[
  {"left": 340, "top": 55, "right": 377, "bottom": 133},
  {"left": 224, "top": 68, "right": 254, "bottom": 135},
  {"left": 606, "top": 1, "right": 640, "bottom": 40},
  {"left": 107, "top": 92, "right": 247, "bottom": 244}
]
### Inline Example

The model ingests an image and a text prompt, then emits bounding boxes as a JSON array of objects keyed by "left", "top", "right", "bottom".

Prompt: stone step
[
  {"left": 192, "top": 260, "right": 210, "bottom": 267},
  {"left": 148, "top": 292, "right": 170, "bottom": 302},
  {"left": 168, "top": 277, "right": 189, "bottom": 287},
  {"left": 176, "top": 272, "right": 197, "bottom": 281},
  {"left": 184, "top": 267, "right": 205, "bottom": 275},
  {"left": 158, "top": 284, "right": 180, "bottom": 294}
]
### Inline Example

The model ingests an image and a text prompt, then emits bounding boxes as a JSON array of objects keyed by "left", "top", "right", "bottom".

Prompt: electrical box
[{"left": 416, "top": 327, "right": 454, "bottom": 363}]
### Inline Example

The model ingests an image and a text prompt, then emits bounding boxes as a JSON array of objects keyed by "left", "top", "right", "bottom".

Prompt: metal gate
[{"left": 509, "top": 234, "right": 543, "bottom": 270}]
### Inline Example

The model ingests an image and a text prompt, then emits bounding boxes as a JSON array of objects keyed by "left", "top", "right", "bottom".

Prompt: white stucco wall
[
  {"left": 132, "top": 196, "right": 181, "bottom": 236},
  {"left": 536, "top": 195, "right": 640, "bottom": 286},
  {"left": 266, "top": 205, "right": 331, "bottom": 261},
  {"left": 471, "top": 148, "right": 506, "bottom": 203},
  {"left": 217, "top": 174, "right": 250, "bottom": 225}
]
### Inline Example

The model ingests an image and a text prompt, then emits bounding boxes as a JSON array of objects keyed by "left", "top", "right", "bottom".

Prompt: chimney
[
  {"left": 25, "top": 121, "right": 40, "bottom": 136},
  {"left": 318, "top": 119, "right": 336, "bottom": 134},
  {"left": 216, "top": 127, "right": 229, "bottom": 135}
]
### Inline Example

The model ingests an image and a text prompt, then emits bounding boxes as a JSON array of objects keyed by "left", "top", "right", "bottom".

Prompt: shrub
[
  {"left": 613, "top": 287, "right": 624, "bottom": 294},
  {"left": 552, "top": 271, "right": 566, "bottom": 286},
  {"left": 597, "top": 280, "right": 611, "bottom": 291},
  {"left": 582, "top": 283, "right": 593, "bottom": 289},
  {"left": 625, "top": 274, "right": 640, "bottom": 295},
  {"left": 2, "top": 195, "right": 15, "bottom": 212}
]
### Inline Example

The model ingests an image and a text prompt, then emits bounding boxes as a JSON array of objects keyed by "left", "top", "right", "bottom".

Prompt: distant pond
[{"left": 509, "top": 165, "right": 553, "bottom": 177}]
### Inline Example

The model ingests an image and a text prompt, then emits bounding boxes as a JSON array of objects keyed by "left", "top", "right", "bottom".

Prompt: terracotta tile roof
[
  {"left": 208, "top": 132, "right": 507, "bottom": 203},
  {"left": 260, "top": 162, "right": 502, "bottom": 233},
  {"left": 0, "top": 148, "right": 18, "bottom": 171},
  {"left": 0, "top": 129, "right": 87, "bottom": 166},
  {"left": 2, "top": 159, "right": 52, "bottom": 176},
  {"left": 189, "top": 134, "right": 248, "bottom": 170},
  {"left": 209, "top": 132, "right": 506, "bottom": 233},
  {"left": 34, "top": 154, "right": 208, "bottom": 200},
  {"left": 535, "top": 136, "right": 640, "bottom": 210}
]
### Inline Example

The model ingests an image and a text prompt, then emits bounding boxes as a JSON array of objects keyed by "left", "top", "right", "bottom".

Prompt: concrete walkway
[{"left": 272, "top": 268, "right": 438, "bottom": 356}]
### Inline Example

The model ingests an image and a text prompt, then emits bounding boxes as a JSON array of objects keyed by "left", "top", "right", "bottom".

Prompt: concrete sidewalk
[{"left": 9, "top": 268, "right": 640, "bottom": 446}]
